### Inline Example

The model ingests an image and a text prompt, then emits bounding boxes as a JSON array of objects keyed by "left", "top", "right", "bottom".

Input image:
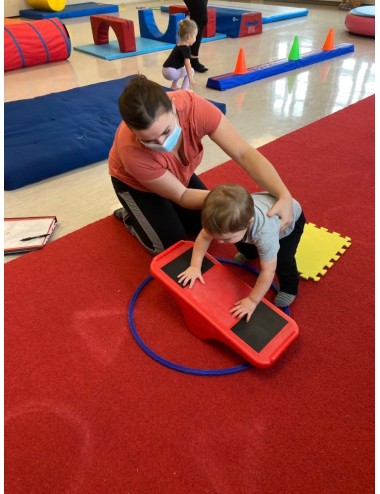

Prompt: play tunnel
[{"left": 4, "top": 18, "right": 71, "bottom": 71}]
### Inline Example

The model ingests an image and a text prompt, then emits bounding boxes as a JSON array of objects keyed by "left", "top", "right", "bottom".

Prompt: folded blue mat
[
  {"left": 161, "top": 4, "right": 309, "bottom": 24},
  {"left": 5, "top": 76, "right": 227, "bottom": 190},
  {"left": 19, "top": 2, "right": 118, "bottom": 19}
]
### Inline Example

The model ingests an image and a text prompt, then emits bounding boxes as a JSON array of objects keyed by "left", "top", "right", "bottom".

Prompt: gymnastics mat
[
  {"left": 74, "top": 33, "right": 226, "bottom": 60},
  {"left": 19, "top": 2, "right": 118, "bottom": 19},
  {"left": 4, "top": 18, "right": 27, "bottom": 24},
  {"left": 74, "top": 37, "right": 175, "bottom": 60},
  {"left": 295, "top": 223, "right": 351, "bottom": 281},
  {"left": 161, "top": 2, "right": 308, "bottom": 24},
  {"left": 4, "top": 76, "right": 226, "bottom": 190}
]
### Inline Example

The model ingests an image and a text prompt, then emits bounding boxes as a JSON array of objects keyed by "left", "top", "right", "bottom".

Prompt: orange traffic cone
[
  {"left": 234, "top": 48, "right": 247, "bottom": 75},
  {"left": 322, "top": 28, "right": 334, "bottom": 51}
]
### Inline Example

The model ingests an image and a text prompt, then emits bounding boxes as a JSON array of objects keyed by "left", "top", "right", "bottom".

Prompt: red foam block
[
  {"left": 90, "top": 14, "right": 136, "bottom": 53},
  {"left": 168, "top": 5, "right": 216, "bottom": 38}
]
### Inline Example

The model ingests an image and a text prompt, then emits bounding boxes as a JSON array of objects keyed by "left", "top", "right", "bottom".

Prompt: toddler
[
  {"left": 178, "top": 184, "right": 306, "bottom": 322},
  {"left": 162, "top": 19, "right": 198, "bottom": 90}
]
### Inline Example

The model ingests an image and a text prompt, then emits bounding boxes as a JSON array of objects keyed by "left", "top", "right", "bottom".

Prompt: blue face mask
[{"left": 141, "top": 124, "right": 182, "bottom": 153}]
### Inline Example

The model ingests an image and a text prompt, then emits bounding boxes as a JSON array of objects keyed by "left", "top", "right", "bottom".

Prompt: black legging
[
  {"left": 235, "top": 212, "right": 306, "bottom": 295},
  {"left": 112, "top": 174, "right": 208, "bottom": 254},
  {"left": 183, "top": 0, "right": 208, "bottom": 58}
]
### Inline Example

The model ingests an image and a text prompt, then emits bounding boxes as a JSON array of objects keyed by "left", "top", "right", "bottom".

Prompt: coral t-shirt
[{"left": 108, "top": 90, "right": 222, "bottom": 192}]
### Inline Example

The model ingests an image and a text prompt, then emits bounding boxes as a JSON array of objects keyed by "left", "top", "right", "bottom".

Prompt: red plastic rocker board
[{"left": 150, "top": 241, "right": 299, "bottom": 368}]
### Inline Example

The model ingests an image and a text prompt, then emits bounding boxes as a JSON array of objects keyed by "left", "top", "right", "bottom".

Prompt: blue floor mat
[
  {"left": 74, "top": 33, "right": 226, "bottom": 60},
  {"left": 4, "top": 76, "right": 227, "bottom": 190},
  {"left": 74, "top": 37, "right": 175, "bottom": 60},
  {"left": 161, "top": 3, "right": 308, "bottom": 24},
  {"left": 19, "top": 2, "right": 118, "bottom": 19}
]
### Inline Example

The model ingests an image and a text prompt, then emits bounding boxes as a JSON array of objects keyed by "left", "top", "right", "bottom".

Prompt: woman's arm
[
  {"left": 209, "top": 116, "right": 293, "bottom": 230},
  {"left": 140, "top": 171, "right": 209, "bottom": 209}
]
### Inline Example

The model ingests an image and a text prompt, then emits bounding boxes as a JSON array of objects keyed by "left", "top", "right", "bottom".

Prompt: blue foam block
[
  {"left": 161, "top": 4, "right": 308, "bottom": 24},
  {"left": 214, "top": 9, "right": 262, "bottom": 38},
  {"left": 210, "top": 4, "right": 308, "bottom": 24},
  {"left": 207, "top": 44, "right": 355, "bottom": 90},
  {"left": 19, "top": 2, "right": 118, "bottom": 19},
  {"left": 4, "top": 76, "right": 226, "bottom": 190},
  {"left": 138, "top": 9, "right": 184, "bottom": 44}
]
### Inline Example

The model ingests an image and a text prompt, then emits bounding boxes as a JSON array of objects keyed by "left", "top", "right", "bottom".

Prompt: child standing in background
[{"left": 162, "top": 20, "right": 198, "bottom": 90}]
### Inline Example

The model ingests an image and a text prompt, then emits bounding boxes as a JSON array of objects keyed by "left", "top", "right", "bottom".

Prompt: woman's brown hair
[{"left": 118, "top": 74, "right": 173, "bottom": 130}]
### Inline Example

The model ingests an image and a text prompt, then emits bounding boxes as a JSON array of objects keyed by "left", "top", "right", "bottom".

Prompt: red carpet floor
[{"left": 4, "top": 96, "right": 374, "bottom": 494}]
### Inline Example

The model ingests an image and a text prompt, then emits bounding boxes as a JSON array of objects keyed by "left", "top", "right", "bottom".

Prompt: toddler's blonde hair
[{"left": 177, "top": 19, "right": 198, "bottom": 40}]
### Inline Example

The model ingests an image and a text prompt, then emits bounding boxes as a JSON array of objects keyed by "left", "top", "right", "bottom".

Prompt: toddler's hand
[
  {"left": 229, "top": 297, "right": 257, "bottom": 322},
  {"left": 177, "top": 267, "right": 204, "bottom": 288}
]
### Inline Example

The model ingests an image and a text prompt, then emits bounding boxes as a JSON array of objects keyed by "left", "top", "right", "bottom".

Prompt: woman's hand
[
  {"left": 267, "top": 193, "right": 294, "bottom": 232},
  {"left": 177, "top": 266, "right": 205, "bottom": 288},
  {"left": 210, "top": 118, "right": 294, "bottom": 232}
]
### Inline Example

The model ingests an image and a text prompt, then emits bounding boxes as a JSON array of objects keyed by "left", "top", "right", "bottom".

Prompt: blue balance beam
[{"left": 207, "top": 43, "right": 355, "bottom": 90}]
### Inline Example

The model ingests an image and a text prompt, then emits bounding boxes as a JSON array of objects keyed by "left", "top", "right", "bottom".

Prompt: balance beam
[{"left": 207, "top": 43, "right": 355, "bottom": 90}]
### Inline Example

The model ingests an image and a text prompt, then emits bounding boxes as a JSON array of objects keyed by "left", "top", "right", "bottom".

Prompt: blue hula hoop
[{"left": 128, "top": 259, "right": 290, "bottom": 376}]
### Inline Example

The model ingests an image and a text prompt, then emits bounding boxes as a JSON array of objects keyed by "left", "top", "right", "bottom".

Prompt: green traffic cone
[{"left": 288, "top": 36, "right": 300, "bottom": 61}]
